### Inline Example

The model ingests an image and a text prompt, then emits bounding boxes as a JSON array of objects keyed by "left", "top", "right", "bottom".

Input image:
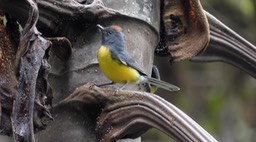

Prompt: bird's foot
[{"left": 96, "top": 82, "right": 114, "bottom": 87}]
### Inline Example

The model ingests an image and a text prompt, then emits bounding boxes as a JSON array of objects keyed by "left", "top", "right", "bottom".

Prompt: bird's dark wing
[{"left": 111, "top": 49, "right": 147, "bottom": 76}]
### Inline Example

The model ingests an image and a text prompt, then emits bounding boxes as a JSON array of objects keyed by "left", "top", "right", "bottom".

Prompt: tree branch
[
  {"left": 60, "top": 84, "right": 218, "bottom": 142},
  {"left": 191, "top": 11, "right": 256, "bottom": 78},
  {"left": 0, "top": 0, "right": 119, "bottom": 36},
  {"left": 11, "top": 0, "right": 50, "bottom": 141},
  {"left": 156, "top": 0, "right": 210, "bottom": 61}
]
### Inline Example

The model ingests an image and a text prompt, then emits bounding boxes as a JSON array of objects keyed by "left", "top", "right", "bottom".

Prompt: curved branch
[
  {"left": 61, "top": 84, "right": 218, "bottom": 142},
  {"left": 11, "top": 0, "right": 51, "bottom": 141},
  {"left": 0, "top": 0, "right": 119, "bottom": 35},
  {"left": 191, "top": 11, "right": 256, "bottom": 78},
  {"left": 156, "top": 0, "right": 210, "bottom": 61}
]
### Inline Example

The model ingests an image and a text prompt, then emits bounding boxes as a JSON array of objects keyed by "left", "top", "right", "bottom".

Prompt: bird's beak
[{"left": 97, "top": 24, "right": 104, "bottom": 31}]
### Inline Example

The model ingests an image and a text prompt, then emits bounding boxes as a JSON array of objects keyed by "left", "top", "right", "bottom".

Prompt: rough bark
[{"left": 11, "top": 0, "right": 51, "bottom": 141}]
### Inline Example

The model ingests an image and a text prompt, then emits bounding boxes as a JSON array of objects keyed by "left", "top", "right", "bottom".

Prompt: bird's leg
[
  {"left": 119, "top": 82, "right": 128, "bottom": 90},
  {"left": 97, "top": 82, "right": 115, "bottom": 87},
  {"left": 97, "top": 82, "right": 128, "bottom": 90}
]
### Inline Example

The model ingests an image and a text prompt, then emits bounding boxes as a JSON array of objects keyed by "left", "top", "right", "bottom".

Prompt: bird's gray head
[{"left": 97, "top": 24, "right": 125, "bottom": 49}]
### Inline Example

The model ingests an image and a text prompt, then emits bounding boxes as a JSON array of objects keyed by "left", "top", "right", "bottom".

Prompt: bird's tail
[{"left": 143, "top": 76, "right": 180, "bottom": 92}]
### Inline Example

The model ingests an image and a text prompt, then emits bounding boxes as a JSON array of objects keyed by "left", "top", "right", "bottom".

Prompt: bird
[{"left": 96, "top": 24, "right": 180, "bottom": 92}]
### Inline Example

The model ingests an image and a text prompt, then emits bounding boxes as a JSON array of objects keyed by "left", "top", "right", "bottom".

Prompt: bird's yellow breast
[{"left": 97, "top": 45, "right": 140, "bottom": 83}]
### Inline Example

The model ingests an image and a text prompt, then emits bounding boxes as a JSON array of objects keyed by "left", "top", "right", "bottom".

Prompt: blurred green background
[
  {"left": 1, "top": 0, "right": 256, "bottom": 141},
  {"left": 142, "top": 0, "right": 256, "bottom": 141}
]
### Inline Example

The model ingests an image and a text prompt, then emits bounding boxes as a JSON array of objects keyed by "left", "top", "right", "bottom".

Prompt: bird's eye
[{"left": 107, "top": 31, "right": 113, "bottom": 35}]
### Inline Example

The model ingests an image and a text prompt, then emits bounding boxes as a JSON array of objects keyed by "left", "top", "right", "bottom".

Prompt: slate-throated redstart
[{"left": 97, "top": 24, "right": 180, "bottom": 92}]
